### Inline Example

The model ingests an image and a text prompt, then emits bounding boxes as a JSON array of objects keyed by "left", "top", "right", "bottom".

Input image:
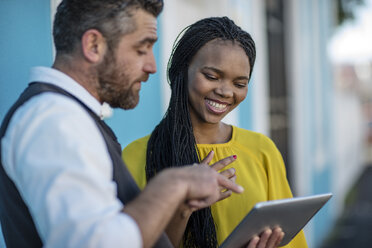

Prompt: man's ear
[{"left": 81, "top": 29, "right": 106, "bottom": 63}]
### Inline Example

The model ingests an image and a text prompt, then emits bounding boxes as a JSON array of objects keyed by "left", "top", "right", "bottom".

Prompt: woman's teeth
[{"left": 206, "top": 99, "right": 227, "bottom": 110}]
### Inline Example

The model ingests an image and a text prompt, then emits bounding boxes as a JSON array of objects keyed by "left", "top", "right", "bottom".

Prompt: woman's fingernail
[{"left": 233, "top": 155, "right": 237, "bottom": 159}]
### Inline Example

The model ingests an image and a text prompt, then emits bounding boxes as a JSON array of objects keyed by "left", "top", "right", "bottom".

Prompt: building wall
[{"left": 285, "top": 0, "right": 360, "bottom": 247}]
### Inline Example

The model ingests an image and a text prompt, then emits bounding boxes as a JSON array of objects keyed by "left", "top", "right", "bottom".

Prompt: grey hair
[{"left": 53, "top": 0, "right": 163, "bottom": 54}]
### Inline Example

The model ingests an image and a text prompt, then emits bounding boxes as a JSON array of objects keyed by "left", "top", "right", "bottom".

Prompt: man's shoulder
[
  {"left": 5, "top": 92, "right": 100, "bottom": 144},
  {"left": 20, "top": 92, "right": 93, "bottom": 123}
]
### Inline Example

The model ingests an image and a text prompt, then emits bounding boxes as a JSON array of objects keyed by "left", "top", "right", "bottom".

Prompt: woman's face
[{"left": 187, "top": 39, "right": 251, "bottom": 125}]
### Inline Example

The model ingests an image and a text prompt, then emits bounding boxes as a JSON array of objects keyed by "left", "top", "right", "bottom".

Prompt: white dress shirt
[{"left": 1, "top": 67, "right": 142, "bottom": 248}]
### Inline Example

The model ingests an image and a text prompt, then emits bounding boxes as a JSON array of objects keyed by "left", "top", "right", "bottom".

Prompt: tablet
[{"left": 219, "top": 193, "right": 332, "bottom": 248}]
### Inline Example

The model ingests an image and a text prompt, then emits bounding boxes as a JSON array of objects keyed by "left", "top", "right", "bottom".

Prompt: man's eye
[{"left": 137, "top": 50, "right": 146, "bottom": 55}]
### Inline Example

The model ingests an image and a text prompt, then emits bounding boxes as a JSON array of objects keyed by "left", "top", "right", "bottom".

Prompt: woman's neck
[{"left": 192, "top": 121, "right": 232, "bottom": 144}]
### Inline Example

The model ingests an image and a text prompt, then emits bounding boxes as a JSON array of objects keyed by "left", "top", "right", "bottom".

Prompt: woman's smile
[{"left": 205, "top": 98, "right": 230, "bottom": 114}]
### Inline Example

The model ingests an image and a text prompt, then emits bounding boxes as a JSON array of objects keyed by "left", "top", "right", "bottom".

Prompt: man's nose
[{"left": 143, "top": 52, "right": 157, "bottom": 74}]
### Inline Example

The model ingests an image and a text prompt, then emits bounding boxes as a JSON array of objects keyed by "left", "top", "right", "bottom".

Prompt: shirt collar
[{"left": 29, "top": 66, "right": 113, "bottom": 119}]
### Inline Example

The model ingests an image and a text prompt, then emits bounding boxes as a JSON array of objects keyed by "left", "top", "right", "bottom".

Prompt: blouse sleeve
[
  {"left": 261, "top": 137, "right": 294, "bottom": 200},
  {"left": 260, "top": 135, "right": 308, "bottom": 248}
]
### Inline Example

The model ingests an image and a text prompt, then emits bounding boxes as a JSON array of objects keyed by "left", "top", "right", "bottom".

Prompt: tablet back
[{"left": 220, "top": 193, "right": 332, "bottom": 248}]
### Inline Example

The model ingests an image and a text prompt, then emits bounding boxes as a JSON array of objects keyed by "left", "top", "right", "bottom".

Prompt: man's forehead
[
  {"left": 133, "top": 9, "right": 157, "bottom": 29},
  {"left": 130, "top": 9, "right": 158, "bottom": 41}
]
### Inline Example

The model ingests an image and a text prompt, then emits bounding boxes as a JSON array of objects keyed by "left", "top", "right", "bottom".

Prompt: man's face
[{"left": 97, "top": 9, "right": 157, "bottom": 109}]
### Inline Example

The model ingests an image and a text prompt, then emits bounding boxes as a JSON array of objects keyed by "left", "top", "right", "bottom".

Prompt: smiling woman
[
  {"left": 122, "top": 16, "right": 308, "bottom": 248},
  {"left": 187, "top": 39, "right": 250, "bottom": 133}
]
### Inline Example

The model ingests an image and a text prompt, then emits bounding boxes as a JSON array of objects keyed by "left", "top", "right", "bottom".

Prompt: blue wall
[
  {"left": 297, "top": 0, "right": 334, "bottom": 246},
  {"left": 229, "top": 0, "right": 254, "bottom": 131},
  {"left": 0, "top": 1, "right": 54, "bottom": 121},
  {"left": 0, "top": 1, "right": 54, "bottom": 246}
]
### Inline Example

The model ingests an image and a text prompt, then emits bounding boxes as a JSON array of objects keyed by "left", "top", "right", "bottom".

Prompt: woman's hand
[
  {"left": 165, "top": 153, "right": 243, "bottom": 247},
  {"left": 246, "top": 227, "right": 285, "bottom": 248},
  {"left": 200, "top": 150, "right": 238, "bottom": 202}
]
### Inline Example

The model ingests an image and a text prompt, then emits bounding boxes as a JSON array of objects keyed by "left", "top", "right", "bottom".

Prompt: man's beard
[{"left": 96, "top": 52, "right": 140, "bottom": 110}]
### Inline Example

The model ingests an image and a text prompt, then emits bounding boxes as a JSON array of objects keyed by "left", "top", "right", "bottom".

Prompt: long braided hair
[{"left": 146, "top": 17, "right": 256, "bottom": 248}]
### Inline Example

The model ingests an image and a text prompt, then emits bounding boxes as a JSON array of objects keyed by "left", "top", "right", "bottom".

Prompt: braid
[{"left": 146, "top": 16, "right": 256, "bottom": 248}]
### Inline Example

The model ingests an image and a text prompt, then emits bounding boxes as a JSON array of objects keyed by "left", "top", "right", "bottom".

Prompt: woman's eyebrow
[
  {"left": 202, "top": 66, "right": 223, "bottom": 74},
  {"left": 202, "top": 66, "right": 249, "bottom": 80}
]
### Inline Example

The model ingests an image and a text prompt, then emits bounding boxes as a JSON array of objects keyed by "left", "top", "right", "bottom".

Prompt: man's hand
[
  {"left": 165, "top": 152, "right": 241, "bottom": 247},
  {"left": 183, "top": 162, "right": 244, "bottom": 210},
  {"left": 123, "top": 162, "right": 244, "bottom": 248}
]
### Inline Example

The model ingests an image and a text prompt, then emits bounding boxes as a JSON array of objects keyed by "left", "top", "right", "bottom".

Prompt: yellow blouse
[{"left": 122, "top": 125, "right": 307, "bottom": 247}]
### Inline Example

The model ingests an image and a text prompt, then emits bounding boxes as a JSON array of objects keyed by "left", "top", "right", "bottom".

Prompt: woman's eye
[
  {"left": 235, "top": 83, "right": 247, "bottom": 88},
  {"left": 204, "top": 73, "right": 218, "bottom": 80}
]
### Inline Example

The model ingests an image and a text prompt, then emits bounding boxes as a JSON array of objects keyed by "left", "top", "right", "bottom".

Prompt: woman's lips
[{"left": 205, "top": 99, "right": 229, "bottom": 114}]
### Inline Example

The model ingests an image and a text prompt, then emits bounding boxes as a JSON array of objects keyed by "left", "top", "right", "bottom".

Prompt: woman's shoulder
[
  {"left": 122, "top": 135, "right": 150, "bottom": 155},
  {"left": 125, "top": 135, "right": 150, "bottom": 148},
  {"left": 122, "top": 135, "right": 150, "bottom": 189},
  {"left": 232, "top": 126, "right": 278, "bottom": 151},
  {"left": 122, "top": 135, "right": 150, "bottom": 170}
]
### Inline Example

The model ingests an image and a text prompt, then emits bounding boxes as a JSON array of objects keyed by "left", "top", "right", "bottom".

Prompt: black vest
[{"left": 0, "top": 82, "right": 172, "bottom": 248}]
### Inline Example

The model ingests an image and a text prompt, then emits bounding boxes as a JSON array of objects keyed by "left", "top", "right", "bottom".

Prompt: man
[{"left": 0, "top": 1, "right": 243, "bottom": 248}]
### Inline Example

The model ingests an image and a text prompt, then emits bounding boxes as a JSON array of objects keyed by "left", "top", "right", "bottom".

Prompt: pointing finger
[
  {"left": 219, "top": 168, "right": 236, "bottom": 179},
  {"left": 217, "top": 174, "right": 244, "bottom": 194}
]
